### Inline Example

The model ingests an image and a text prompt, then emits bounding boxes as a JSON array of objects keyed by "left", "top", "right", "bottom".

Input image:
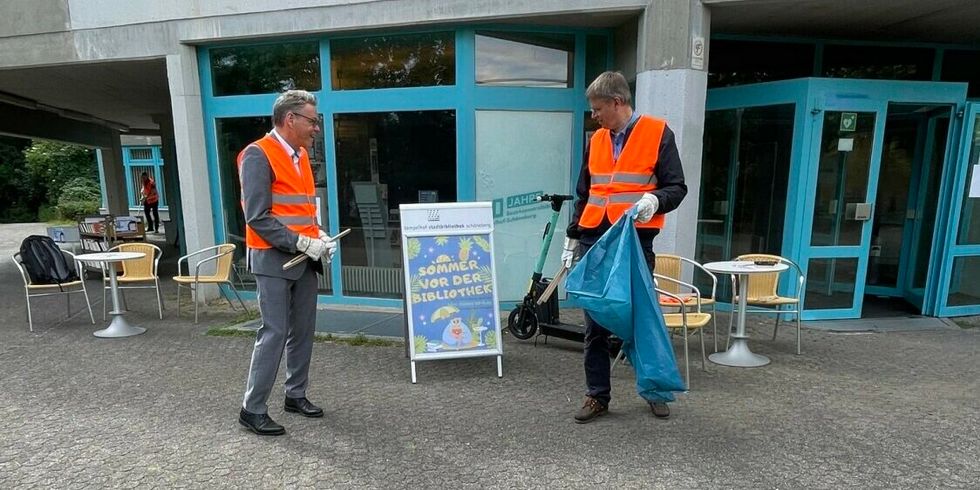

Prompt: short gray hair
[
  {"left": 272, "top": 90, "right": 317, "bottom": 126},
  {"left": 586, "top": 71, "right": 631, "bottom": 104}
]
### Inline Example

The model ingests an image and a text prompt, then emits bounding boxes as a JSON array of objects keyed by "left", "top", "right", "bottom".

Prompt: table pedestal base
[
  {"left": 709, "top": 338, "right": 769, "bottom": 367},
  {"left": 94, "top": 314, "right": 146, "bottom": 338}
]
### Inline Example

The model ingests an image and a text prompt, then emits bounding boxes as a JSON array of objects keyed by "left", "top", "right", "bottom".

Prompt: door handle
[{"left": 845, "top": 202, "right": 874, "bottom": 221}]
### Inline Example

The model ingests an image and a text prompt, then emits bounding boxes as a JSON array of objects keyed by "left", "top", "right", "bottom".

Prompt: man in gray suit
[{"left": 237, "top": 90, "right": 336, "bottom": 436}]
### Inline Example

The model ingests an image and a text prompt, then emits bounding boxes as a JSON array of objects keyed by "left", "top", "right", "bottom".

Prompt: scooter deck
[
  {"left": 538, "top": 322, "right": 585, "bottom": 343},
  {"left": 538, "top": 322, "right": 624, "bottom": 354}
]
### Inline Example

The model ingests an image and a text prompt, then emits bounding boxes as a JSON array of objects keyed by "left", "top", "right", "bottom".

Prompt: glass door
[
  {"left": 802, "top": 102, "right": 885, "bottom": 319},
  {"left": 937, "top": 102, "right": 980, "bottom": 316},
  {"left": 865, "top": 104, "right": 953, "bottom": 313}
]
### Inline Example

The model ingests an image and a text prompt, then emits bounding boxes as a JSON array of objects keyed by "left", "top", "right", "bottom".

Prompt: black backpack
[{"left": 19, "top": 235, "right": 79, "bottom": 286}]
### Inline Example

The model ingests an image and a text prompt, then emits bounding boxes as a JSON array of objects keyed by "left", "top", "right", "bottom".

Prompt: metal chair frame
[
  {"left": 101, "top": 242, "right": 164, "bottom": 320},
  {"left": 728, "top": 254, "right": 806, "bottom": 355},
  {"left": 12, "top": 250, "right": 95, "bottom": 331},
  {"left": 175, "top": 244, "right": 249, "bottom": 323}
]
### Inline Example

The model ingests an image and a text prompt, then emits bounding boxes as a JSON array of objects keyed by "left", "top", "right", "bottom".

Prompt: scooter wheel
[{"left": 507, "top": 306, "right": 538, "bottom": 340}]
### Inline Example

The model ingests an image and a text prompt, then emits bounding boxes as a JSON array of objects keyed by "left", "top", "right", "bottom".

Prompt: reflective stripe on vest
[
  {"left": 237, "top": 134, "right": 320, "bottom": 250},
  {"left": 579, "top": 115, "right": 666, "bottom": 229}
]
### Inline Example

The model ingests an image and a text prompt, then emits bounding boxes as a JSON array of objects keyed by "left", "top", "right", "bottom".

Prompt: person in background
[
  {"left": 564, "top": 71, "right": 688, "bottom": 424},
  {"left": 140, "top": 172, "right": 160, "bottom": 233},
  {"left": 237, "top": 90, "right": 337, "bottom": 436}
]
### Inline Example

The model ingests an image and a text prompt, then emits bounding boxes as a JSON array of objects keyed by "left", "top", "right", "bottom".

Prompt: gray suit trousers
[{"left": 242, "top": 266, "right": 318, "bottom": 414}]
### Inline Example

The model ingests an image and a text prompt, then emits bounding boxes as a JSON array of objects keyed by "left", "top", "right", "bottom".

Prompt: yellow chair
[
  {"left": 654, "top": 254, "right": 719, "bottom": 350},
  {"left": 730, "top": 254, "right": 806, "bottom": 355},
  {"left": 12, "top": 251, "right": 95, "bottom": 331},
  {"left": 174, "top": 244, "right": 249, "bottom": 323},
  {"left": 611, "top": 274, "right": 710, "bottom": 389},
  {"left": 101, "top": 242, "right": 164, "bottom": 320}
]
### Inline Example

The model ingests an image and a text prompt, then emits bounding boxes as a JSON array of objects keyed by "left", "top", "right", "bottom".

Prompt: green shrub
[
  {"left": 56, "top": 177, "right": 101, "bottom": 220},
  {"left": 37, "top": 204, "right": 60, "bottom": 222}
]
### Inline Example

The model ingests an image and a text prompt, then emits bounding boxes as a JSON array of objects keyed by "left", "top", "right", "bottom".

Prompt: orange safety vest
[
  {"left": 141, "top": 178, "right": 159, "bottom": 205},
  {"left": 237, "top": 134, "right": 319, "bottom": 250},
  {"left": 578, "top": 115, "right": 666, "bottom": 229}
]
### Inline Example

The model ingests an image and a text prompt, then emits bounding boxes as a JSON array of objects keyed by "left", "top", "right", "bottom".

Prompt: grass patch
[
  {"left": 206, "top": 327, "right": 257, "bottom": 338},
  {"left": 205, "top": 326, "right": 401, "bottom": 347},
  {"left": 951, "top": 317, "right": 979, "bottom": 329}
]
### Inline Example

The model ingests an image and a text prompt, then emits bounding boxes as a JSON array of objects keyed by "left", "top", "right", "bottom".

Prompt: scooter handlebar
[{"left": 535, "top": 194, "right": 574, "bottom": 212}]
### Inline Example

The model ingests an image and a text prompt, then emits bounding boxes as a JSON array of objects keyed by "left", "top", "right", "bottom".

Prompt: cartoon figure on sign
[{"left": 442, "top": 317, "right": 472, "bottom": 348}]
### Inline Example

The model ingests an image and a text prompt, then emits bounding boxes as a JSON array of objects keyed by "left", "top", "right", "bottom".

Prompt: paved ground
[{"left": 2, "top": 223, "right": 979, "bottom": 488}]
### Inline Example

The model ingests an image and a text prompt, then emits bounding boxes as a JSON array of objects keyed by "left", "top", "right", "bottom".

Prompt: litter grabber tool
[{"left": 282, "top": 228, "right": 351, "bottom": 270}]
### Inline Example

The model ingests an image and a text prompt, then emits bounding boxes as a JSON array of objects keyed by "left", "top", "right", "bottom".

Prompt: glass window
[
  {"left": 216, "top": 116, "right": 332, "bottom": 293},
  {"left": 696, "top": 109, "right": 737, "bottom": 265},
  {"left": 707, "top": 40, "right": 814, "bottom": 88},
  {"left": 333, "top": 111, "right": 456, "bottom": 298},
  {"left": 215, "top": 117, "right": 271, "bottom": 291},
  {"left": 696, "top": 105, "right": 794, "bottom": 300},
  {"left": 476, "top": 31, "right": 574, "bottom": 88},
  {"left": 940, "top": 50, "right": 980, "bottom": 99},
  {"left": 947, "top": 256, "right": 980, "bottom": 307},
  {"left": 585, "top": 35, "right": 609, "bottom": 86},
  {"left": 210, "top": 42, "right": 321, "bottom": 96},
  {"left": 805, "top": 258, "right": 858, "bottom": 309},
  {"left": 822, "top": 45, "right": 933, "bottom": 81},
  {"left": 330, "top": 32, "right": 455, "bottom": 90},
  {"left": 958, "top": 116, "right": 980, "bottom": 245},
  {"left": 475, "top": 110, "right": 573, "bottom": 302}
]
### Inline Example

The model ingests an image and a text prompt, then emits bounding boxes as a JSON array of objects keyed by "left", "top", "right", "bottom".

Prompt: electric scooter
[{"left": 506, "top": 194, "right": 587, "bottom": 343}]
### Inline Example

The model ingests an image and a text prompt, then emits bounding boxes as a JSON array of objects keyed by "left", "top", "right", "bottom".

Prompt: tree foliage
[
  {"left": 0, "top": 136, "right": 36, "bottom": 223},
  {"left": 24, "top": 141, "right": 98, "bottom": 204},
  {"left": 0, "top": 139, "right": 100, "bottom": 222}
]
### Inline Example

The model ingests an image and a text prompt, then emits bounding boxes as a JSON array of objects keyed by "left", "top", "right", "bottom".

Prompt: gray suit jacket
[{"left": 239, "top": 142, "right": 322, "bottom": 280}]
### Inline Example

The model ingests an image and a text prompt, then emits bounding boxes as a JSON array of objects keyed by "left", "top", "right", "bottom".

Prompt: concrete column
[
  {"left": 154, "top": 113, "right": 186, "bottom": 255},
  {"left": 634, "top": 0, "right": 710, "bottom": 260},
  {"left": 98, "top": 131, "right": 129, "bottom": 216},
  {"left": 166, "top": 45, "right": 215, "bottom": 257}
]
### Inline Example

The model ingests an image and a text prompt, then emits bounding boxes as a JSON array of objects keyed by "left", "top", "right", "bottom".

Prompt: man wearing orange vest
[
  {"left": 565, "top": 71, "right": 688, "bottom": 423},
  {"left": 237, "top": 90, "right": 336, "bottom": 436}
]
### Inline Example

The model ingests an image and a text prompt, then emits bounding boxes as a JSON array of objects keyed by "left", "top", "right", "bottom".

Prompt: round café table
[
  {"left": 75, "top": 251, "right": 147, "bottom": 338},
  {"left": 703, "top": 260, "right": 788, "bottom": 367}
]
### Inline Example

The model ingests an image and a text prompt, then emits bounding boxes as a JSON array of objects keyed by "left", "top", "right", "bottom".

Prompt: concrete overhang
[
  {"left": 0, "top": 58, "right": 170, "bottom": 132},
  {"left": 704, "top": 0, "right": 980, "bottom": 45}
]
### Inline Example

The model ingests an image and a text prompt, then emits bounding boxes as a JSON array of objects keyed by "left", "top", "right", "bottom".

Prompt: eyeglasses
[{"left": 290, "top": 112, "right": 321, "bottom": 125}]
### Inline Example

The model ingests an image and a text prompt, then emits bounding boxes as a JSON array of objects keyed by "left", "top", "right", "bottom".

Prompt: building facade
[{"left": 0, "top": 0, "right": 977, "bottom": 318}]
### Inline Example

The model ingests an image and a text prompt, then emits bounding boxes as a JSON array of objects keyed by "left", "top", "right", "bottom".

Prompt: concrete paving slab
[{"left": 1, "top": 223, "right": 979, "bottom": 487}]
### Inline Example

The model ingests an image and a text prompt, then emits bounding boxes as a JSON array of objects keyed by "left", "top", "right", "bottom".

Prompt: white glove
[
  {"left": 296, "top": 234, "right": 327, "bottom": 260},
  {"left": 635, "top": 193, "right": 659, "bottom": 223},
  {"left": 317, "top": 230, "right": 338, "bottom": 262},
  {"left": 560, "top": 237, "right": 579, "bottom": 269}
]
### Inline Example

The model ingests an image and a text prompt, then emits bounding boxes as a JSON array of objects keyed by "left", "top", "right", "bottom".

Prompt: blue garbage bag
[{"left": 565, "top": 207, "right": 686, "bottom": 402}]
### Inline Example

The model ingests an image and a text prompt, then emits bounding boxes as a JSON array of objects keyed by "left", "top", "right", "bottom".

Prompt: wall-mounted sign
[
  {"left": 691, "top": 36, "right": 705, "bottom": 70},
  {"left": 840, "top": 112, "right": 857, "bottom": 132},
  {"left": 399, "top": 202, "right": 503, "bottom": 383}
]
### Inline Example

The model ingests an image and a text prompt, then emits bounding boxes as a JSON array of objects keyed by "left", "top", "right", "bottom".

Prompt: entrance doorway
[
  {"left": 864, "top": 104, "right": 951, "bottom": 316},
  {"left": 700, "top": 78, "right": 970, "bottom": 320}
]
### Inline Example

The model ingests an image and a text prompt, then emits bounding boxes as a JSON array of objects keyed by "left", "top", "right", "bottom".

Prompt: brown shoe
[
  {"left": 650, "top": 401, "right": 670, "bottom": 419},
  {"left": 574, "top": 397, "right": 608, "bottom": 424}
]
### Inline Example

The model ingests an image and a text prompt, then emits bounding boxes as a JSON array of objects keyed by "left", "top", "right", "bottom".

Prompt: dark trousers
[
  {"left": 144, "top": 202, "right": 159, "bottom": 232},
  {"left": 582, "top": 242, "right": 657, "bottom": 407}
]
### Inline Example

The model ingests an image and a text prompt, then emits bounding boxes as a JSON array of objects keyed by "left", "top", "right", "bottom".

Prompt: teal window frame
[
  {"left": 122, "top": 145, "right": 167, "bottom": 210},
  {"left": 198, "top": 26, "right": 611, "bottom": 308}
]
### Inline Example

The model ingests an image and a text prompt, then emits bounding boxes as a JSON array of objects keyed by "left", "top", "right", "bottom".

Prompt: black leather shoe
[
  {"left": 284, "top": 397, "right": 324, "bottom": 418},
  {"left": 239, "top": 409, "right": 286, "bottom": 436}
]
